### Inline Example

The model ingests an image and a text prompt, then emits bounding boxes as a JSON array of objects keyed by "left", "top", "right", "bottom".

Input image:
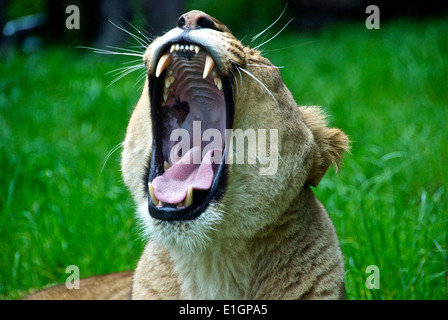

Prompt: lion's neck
[
  {"left": 169, "top": 238, "right": 256, "bottom": 299},
  {"left": 168, "top": 211, "right": 307, "bottom": 299}
]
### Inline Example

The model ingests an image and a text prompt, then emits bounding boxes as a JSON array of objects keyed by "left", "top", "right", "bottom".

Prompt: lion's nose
[{"left": 177, "top": 11, "right": 215, "bottom": 30}]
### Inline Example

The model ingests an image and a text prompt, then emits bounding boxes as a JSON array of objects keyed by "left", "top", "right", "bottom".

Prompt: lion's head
[{"left": 121, "top": 11, "right": 349, "bottom": 251}]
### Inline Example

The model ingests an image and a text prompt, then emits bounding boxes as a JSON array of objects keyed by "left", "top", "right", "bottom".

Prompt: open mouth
[{"left": 147, "top": 41, "right": 234, "bottom": 221}]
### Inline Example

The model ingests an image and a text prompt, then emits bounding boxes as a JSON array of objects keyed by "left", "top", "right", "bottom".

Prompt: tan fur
[
  {"left": 24, "top": 11, "right": 349, "bottom": 300},
  {"left": 23, "top": 271, "right": 133, "bottom": 300}
]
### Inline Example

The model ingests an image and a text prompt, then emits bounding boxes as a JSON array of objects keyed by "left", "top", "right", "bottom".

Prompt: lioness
[{"left": 25, "top": 10, "right": 349, "bottom": 300}]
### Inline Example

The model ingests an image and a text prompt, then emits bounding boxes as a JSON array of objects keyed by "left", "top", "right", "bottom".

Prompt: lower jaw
[{"left": 147, "top": 150, "right": 228, "bottom": 221}]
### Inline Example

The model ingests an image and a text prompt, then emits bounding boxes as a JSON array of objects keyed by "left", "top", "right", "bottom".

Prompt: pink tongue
[{"left": 152, "top": 147, "right": 217, "bottom": 204}]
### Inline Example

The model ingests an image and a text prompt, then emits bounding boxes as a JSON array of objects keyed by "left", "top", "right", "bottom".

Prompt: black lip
[{"left": 146, "top": 39, "right": 234, "bottom": 221}]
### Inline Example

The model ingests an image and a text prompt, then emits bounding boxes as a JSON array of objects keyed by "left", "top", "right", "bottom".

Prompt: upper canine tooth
[
  {"left": 194, "top": 45, "right": 200, "bottom": 54},
  {"left": 185, "top": 185, "right": 193, "bottom": 207},
  {"left": 203, "top": 54, "right": 215, "bottom": 79},
  {"left": 156, "top": 53, "right": 172, "bottom": 78}
]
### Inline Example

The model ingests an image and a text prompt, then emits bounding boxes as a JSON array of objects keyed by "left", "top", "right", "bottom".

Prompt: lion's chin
[{"left": 138, "top": 201, "right": 223, "bottom": 252}]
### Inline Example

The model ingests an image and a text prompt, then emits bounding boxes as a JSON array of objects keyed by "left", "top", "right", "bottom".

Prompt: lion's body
[
  {"left": 132, "top": 187, "right": 345, "bottom": 299},
  {"left": 24, "top": 10, "right": 349, "bottom": 300},
  {"left": 23, "top": 271, "right": 133, "bottom": 300}
]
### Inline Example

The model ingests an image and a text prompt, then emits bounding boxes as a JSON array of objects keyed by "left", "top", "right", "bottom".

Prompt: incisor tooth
[
  {"left": 164, "top": 161, "right": 170, "bottom": 171},
  {"left": 203, "top": 54, "right": 215, "bottom": 79},
  {"left": 185, "top": 185, "right": 193, "bottom": 207},
  {"left": 156, "top": 53, "right": 172, "bottom": 78},
  {"left": 170, "top": 44, "right": 175, "bottom": 53},
  {"left": 148, "top": 182, "right": 159, "bottom": 206},
  {"left": 194, "top": 45, "right": 200, "bottom": 54}
]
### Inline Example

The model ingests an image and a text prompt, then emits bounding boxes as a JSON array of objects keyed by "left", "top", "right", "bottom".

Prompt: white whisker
[
  {"left": 262, "top": 41, "right": 315, "bottom": 53},
  {"left": 246, "top": 63, "right": 284, "bottom": 69},
  {"left": 251, "top": 5, "right": 288, "bottom": 43},
  {"left": 77, "top": 46, "right": 144, "bottom": 57},
  {"left": 121, "top": 18, "right": 154, "bottom": 45},
  {"left": 106, "top": 63, "right": 144, "bottom": 76},
  {"left": 120, "top": 58, "right": 145, "bottom": 65},
  {"left": 101, "top": 142, "right": 124, "bottom": 173},
  {"left": 251, "top": 18, "right": 294, "bottom": 52},
  {"left": 107, "top": 64, "right": 144, "bottom": 87},
  {"left": 135, "top": 69, "right": 147, "bottom": 83},
  {"left": 108, "top": 20, "right": 149, "bottom": 49},
  {"left": 229, "top": 68, "right": 239, "bottom": 96},
  {"left": 78, "top": 22, "right": 150, "bottom": 88},
  {"left": 135, "top": 69, "right": 148, "bottom": 88},
  {"left": 105, "top": 45, "right": 145, "bottom": 55},
  {"left": 233, "top": 63, "right": 243, "bottom": 86},
  {"left": 236, "top": 66, "right": 279, "bottom": 109}
]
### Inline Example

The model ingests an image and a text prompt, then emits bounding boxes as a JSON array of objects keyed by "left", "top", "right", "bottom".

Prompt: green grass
[
  {"left": 0, "top": 50, "right": 144, "bottom": 299},
  {"left": 1, "top": 17, "right": 447, "bottom": 299}
]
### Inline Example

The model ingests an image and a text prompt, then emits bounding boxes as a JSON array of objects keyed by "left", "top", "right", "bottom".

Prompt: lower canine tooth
[
  {"left": 185, "top": 185, "right": 193, "bottom": 207},
  {"left": 215, "top": 77, "right": 222, "bottom": 90},
  {"left": 156, "top": 53, "right": 172, "bottom": 78},
  {"left": 203, "top": 54, "right": 215, "bottom": 79},
  {"left": 148, "top": 182, "right": 159, "bottom": 206}
]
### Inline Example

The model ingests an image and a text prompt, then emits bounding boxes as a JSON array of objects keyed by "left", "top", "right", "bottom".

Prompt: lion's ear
[{"left": 300, "top": 107, "right": 350, "bottom": 187}]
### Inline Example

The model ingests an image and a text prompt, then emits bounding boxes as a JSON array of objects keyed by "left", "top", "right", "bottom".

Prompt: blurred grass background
[{"left": 1, "top": 0, "right": 447, "bottom": 299}]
